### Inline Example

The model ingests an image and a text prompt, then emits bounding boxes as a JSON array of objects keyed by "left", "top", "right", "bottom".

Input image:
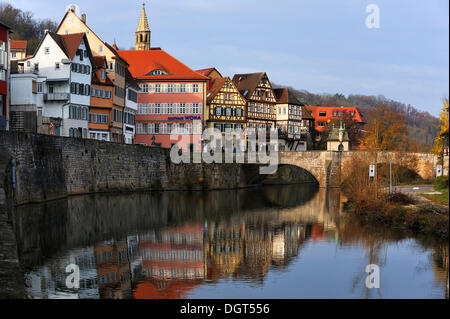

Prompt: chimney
[
  {"left": 44, "top": 29, "right": 49, "bottom": 34},
  {"left": 81, "top": 14, "right": 86, "bottom": 23}
]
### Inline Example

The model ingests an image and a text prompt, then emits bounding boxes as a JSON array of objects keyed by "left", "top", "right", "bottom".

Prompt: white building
[
  {"left": 9, "top": 73, "right": 45, "bottom": 133},
  {"left": 17, "top": 31, "right": 94, "bottom": 137},
  {"left": 124, "top": 70, "right": 139, "bottom": 144},
  {"left": 274, "top": 88, "right": 315, "bottom": 151}
]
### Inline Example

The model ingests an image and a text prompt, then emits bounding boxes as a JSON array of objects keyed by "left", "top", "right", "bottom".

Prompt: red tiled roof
[
  {"left": 305, "top": 106, "right": 364, "bottom": 123},
  {"left": 206, "top": 77, "right": 227, "bottom": 103},
  {"left": 60, "top": 33, "right": 85, "bottom": 60},
  {"left": 195, "top": 67, "right": 222, "bottom": 78},
  {"left": 48, "top": 32, "right": 85, "bottom": 60},
  {"left": 11, "top": 40, "right": 27, "bottom": 50},
  {"left": 118, "top": 49, "right": 209, "bottom": 81},
  {"left": 93, "top": 56, "right": 107, "bottom": 68}
]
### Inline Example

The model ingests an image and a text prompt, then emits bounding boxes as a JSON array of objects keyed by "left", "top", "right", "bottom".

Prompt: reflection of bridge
[{"left": 278, "top": 151, "right": 438, "bottom": 188}]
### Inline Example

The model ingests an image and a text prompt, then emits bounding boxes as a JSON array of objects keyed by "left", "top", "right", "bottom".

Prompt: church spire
[
  {"left": 137, "top": 2, "right": 150, "bottom": 32},
  {"left": 135, "top": 2, "right": 151, "bottom": 50}
]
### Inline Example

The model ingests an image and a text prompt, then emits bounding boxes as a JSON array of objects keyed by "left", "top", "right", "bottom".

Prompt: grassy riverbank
[
  {"left": 341, "top": 155, "right": 449, "bottom": 240},
  {"left": 420, "top": 176, "right": 449, "bottom": 206},
  {"left": 343, "top": 192, "right": 449, "bottom": 239}
]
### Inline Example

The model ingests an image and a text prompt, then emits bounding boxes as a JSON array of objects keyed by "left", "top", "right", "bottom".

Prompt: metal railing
[{"left": 44, "top": 93, "right": 70, "bottom": 101}]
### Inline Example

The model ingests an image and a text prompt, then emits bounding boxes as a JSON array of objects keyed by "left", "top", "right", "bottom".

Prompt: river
[{"left": 12, "top": 184, "right": 448, "bottom": 299}]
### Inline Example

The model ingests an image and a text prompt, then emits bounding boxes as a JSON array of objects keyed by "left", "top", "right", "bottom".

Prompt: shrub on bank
[
  {"left": 434, "top": 176, "right": 449, "bottom": 190},
  {"left": 341, "top": 153, "right": 448, "bottom": 239}
]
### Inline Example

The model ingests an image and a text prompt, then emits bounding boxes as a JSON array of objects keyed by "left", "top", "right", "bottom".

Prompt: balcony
[{"left": 44, "top": 93, "right": 70, "bottom": 101}]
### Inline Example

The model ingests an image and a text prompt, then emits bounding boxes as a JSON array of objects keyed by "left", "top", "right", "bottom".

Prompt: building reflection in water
[{"left": 17, "top": 185, "right": 448, "bottom": 299}]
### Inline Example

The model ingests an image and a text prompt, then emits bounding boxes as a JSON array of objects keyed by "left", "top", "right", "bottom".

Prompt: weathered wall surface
[
  {"left": 340, "top": 151, "right": 438, "bottom": 180},
  {"left": 0, "top": 131, "right": 247, "bottom": 206}
]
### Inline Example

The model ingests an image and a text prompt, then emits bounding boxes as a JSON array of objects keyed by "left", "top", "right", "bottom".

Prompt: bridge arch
[
  {"left": 279, "top": 151, "right": 341, "bottom": 188},
  {"left": 241, "top": 163, "right": 320, "bottom": 186}
]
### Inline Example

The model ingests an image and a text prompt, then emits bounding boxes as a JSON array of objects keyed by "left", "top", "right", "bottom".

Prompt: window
[
  {"left": 192, "top": 103, "right": 199, "bottom": 114},
  {"left": 155, "top": 84, "right": 161, "bottom": 93},
  {"left": 115, "top": 85, "right": 125, "bottom": 98},
  {"left": 168, "top": 84, "right": 174, "bottom": 93},
  {"left": 179, "top": 103, "right": 186, "bottom": 114},
  {"left": 48, "top": 83, "right": 54, "bottom": 94},
  {"left": 127, "top": 89, "right": 138, "bottom": 102},
  {"left": 37, "top": 82, "right": 43, "bottom": 93},
  {"left": 11, "top": 51, "right": 16, "bottom": 58},
  {"left": 34, "top": 63, "right": 39, "bottom": 72},
  {"left": 141, "top": 84, "right": 149, "bottom": 93},
  {"left": 225, "top": 108, "right": 232, "bottom": 116},
  {"left": 180, "top": 84, "right": 186, "bottom": 93},
  {"left": 167, "top": 103, "right": 173, "bottom": 114},
  {"left": 85, "top": 84, "right": 90, "bottom": 96},
  {"left": 319, "top": 111, "right": 327, "bottom": 117},
  {"left": 225, "top": 93, "right": 232, "bottom": 101},
  {"left": 55, "top": 62, "right": 60, "bottom": 70},
  {"left": 101, "top": 69, "right": 106, "bottom": 80},
  {"left": 99, "top": 45, "right": 104, "bottom": 53},
  {"left": 215, "top": 107, "right": 222, "bottom": 116},
  {"left": 45, "top": 47, "right": 49, "bottom": 54},
  {"left": 149, "top": 69, "right": 167, "bottom": 75},
  {"left": 192, "top": 84, "right": 199, "bottom": 93},
  {"left": 155, "top": 103, "right": 161, "bottom": 114}
]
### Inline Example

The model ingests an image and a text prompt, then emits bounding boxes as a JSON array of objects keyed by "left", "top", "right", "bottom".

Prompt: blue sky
[{"left": 6, "top": 0, "right": 449, "bottom": 116}]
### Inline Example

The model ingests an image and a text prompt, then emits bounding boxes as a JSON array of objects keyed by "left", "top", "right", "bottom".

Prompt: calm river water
[{"left": 13, "top": 185, "right": 448, "bottom": 299}]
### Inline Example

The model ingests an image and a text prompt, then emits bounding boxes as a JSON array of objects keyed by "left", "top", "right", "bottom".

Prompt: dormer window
[{"left": 148, "top": 69, "right": 168, "bottom": 75}]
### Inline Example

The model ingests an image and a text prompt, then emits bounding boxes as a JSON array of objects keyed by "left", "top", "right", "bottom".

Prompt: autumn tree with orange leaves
[
  {"left": 364, "top": 103, "right": 408, "bottom": 153},
  {"left": 431, "top": 98, "right": 449, "bottom": 157}
]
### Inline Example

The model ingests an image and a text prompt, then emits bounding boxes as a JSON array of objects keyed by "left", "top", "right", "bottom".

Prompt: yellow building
[{"left": 10, "top": 40, "right": 27, "bottom": 61}]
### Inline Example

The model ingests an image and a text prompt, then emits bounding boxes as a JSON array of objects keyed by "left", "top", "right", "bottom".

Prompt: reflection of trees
[
  {"left": 339, "top": 216, "right": 449, "bottom": 298},
  {"left": 431, "top": 244, "right": 449, "bottom": 299}
]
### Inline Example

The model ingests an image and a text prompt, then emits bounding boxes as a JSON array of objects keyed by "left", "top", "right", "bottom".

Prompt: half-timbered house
[
  {"left": 197, "top": 68, "right": 247, "bottom": 151},
  {"left": 232, "top": 72, "right": 277, "bottom": 142}
]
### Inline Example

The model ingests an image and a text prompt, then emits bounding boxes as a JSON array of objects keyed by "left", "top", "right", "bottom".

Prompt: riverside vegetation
[{"left": 341, "top": 154, "right": 449, "bottom": 240}]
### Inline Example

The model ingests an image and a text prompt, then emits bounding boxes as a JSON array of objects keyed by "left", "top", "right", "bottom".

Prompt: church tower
[{"left": 135, "top": 2, "right": 151, "bottom": 50}]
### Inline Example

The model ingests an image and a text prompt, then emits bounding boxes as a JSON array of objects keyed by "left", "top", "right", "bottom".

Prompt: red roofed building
[
  {"left": 10, "top": 40, "right": 27, "bottom": 61},
  {"left": 0, "top": 22, "right": 12, "bottom": 130},
  {"left": 118, "top": 48, "right": 208, "bottom": 150},
  {"left": 306, "top": 106, "right": 365, "bottom": 149}
]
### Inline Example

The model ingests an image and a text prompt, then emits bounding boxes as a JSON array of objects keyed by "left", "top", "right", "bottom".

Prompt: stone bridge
[{"left": 278, "top": 151, "right": 438, "bottom": 188}]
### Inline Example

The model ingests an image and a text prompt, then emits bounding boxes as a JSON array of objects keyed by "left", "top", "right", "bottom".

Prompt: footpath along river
[{"left": 9, "top": 184, "right": 449, "bottom": 299}]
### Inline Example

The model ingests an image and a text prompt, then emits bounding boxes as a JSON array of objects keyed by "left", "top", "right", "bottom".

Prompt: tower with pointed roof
[{"left": 135, "top": 2, "right": 151, "bottom": 51}]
